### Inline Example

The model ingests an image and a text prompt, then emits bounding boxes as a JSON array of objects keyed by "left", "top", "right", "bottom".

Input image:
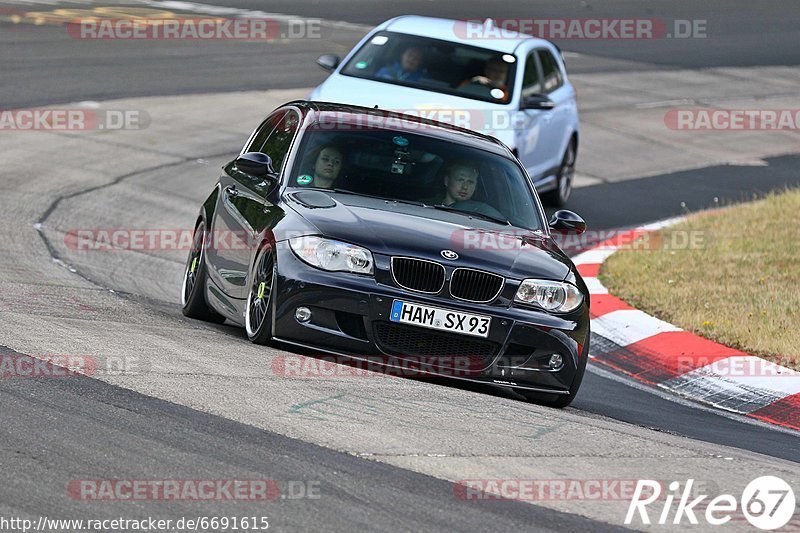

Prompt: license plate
[{"left": 389, "top": 300, "right": 491, "bottom": 338}]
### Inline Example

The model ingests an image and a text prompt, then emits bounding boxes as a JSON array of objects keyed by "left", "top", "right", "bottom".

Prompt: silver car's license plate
[{"left": 389, "top": 300, "right": 491, "bottom": 338}]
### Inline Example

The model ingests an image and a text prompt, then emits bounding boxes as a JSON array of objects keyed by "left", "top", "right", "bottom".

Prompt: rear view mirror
[
  {"left": 233, "top": 152, "right": 277, "bottom": 179},
  {"left": 316, "top": 54, "right": 340, "bottom": 72},
  {"left": 548, "top": 210, "right": 586, "bottom": 234},
  {"left": 521, "top": 94, "right": 555, "bottom": 110}
]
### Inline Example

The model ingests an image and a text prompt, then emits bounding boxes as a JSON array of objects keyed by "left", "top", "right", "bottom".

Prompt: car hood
[
  {"left": 286, "top": 191, "right": 570, "bottom": 281},
  {"left": 310, "top": 75, "right": 514, "bottom": 140}
]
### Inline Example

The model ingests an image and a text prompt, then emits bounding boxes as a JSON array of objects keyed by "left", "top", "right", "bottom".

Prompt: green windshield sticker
[
  {"left": 297, "top": 174, "right": 313, "bottom": 185},
  {"left": 355, "top": 61, "right": 369, "bottom": 69},
  {"left": 392, "top": 136, "right": 409, "bottom": 147}
]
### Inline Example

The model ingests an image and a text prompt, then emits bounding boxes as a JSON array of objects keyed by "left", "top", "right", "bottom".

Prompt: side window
[
  {"left": 243, "top": 117, "right": 276, "bottom": 155},
  {"left": 521, "top": 51, "right": 542, "bottom": 97},
  {"left": 258, "top": 110, "right": 298, "bottom": 172},
  {"left": 244, "top": 110, "right": 299, "bottom": 172},
  {"left": 537, "top": 49, "right": 563, "bottom": 93}
]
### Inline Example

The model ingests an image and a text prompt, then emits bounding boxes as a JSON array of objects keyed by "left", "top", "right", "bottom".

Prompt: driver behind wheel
[
  {"left": 422, "top": 161, "right": 508, "bottom": 221},
  {"left": 458, "top": 57, "right": 509, "bottom": 100},
  {"left": 376, "top": 45, "right": 427, "bottom": 82},
  {"left": 422, "top": 161, "right": 478, "bottom": 206}
]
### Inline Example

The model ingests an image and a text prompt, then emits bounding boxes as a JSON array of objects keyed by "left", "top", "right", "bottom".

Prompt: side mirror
[
  {"left": 316, "top": 54, "right": 340, "bottom": 73},
  {"left": 521, "top": 94, "right": 555, "bottom": 110},
  {"left": 548, "top": 210, "right": 586, "bottom": 234},
  {"left": 233, "top": 152, "right": 277, "bottom": 178}
]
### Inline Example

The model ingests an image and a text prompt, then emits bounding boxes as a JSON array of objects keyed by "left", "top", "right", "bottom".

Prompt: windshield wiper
[
  {"left": 331, "top": 189, "right": 427, "bottom": 207},
  {"left": 430, "top": 204, "right": 511, "bottom": 225}
]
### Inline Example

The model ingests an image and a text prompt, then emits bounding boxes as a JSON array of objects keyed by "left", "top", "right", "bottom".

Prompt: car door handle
[{"left": 225, "top": 185, "right": 238, "bottom": 198}]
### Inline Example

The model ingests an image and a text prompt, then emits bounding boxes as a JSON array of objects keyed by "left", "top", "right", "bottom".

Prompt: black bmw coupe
[{"left": 181, "top": 101, "right": 590, "bottom": 407}]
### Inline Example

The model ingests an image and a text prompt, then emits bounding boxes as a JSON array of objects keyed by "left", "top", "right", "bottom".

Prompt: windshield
[
  {"left": 340, "top": 31, "right": 517, "bottom": 105},
  {"left": 288, "top": 124, "right": 544, "bottom": 230}
]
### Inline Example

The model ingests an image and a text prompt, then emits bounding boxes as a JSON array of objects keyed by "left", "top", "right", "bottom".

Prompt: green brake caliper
[
  {"left": 257, "top": 281, "right": 266, "bottom": 299},
  {"left": 190, "top": 257, "right": 198, "bottom": 273}
]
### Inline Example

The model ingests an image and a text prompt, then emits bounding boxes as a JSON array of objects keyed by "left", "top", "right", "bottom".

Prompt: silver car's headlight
[
  {"left": 289, "top": 236, "right": 374, "bottom": 275},
  {"left": 515, "top": 279, "right": 583, "bottom": 313}
]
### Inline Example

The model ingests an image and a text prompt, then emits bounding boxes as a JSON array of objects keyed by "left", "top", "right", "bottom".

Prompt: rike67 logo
[{"left": 626, "top": 476, "right": 796, "bottom": 530}]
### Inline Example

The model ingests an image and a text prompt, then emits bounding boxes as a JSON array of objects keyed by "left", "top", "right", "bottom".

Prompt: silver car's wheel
[{"left": 543, "top": 141, "right": 576, "bottom": 207}]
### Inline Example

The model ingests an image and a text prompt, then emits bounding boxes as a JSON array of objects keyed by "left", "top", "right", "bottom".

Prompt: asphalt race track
[{"left": 1, "top": 1, "right": 799, "bottom": 530}]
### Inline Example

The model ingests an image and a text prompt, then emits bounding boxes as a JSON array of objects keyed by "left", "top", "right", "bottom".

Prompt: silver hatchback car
[{"left": 310, "top": 16, "right": 579, "bottom": 205}]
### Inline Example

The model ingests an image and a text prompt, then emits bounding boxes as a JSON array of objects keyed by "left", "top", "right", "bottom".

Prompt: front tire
[
  {"left": 542, "top": 140, "right": 576, "bottom": 207},
  {"left": 181, "top": 220, "right": 226, "bottom": 323},
  {"left": 245, "top": 244, "right": 275, "bottom": 345}
]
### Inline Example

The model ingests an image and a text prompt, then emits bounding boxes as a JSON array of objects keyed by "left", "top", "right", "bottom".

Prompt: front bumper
[{"left": 271, "top": 242, "right": 589, "bottom": 394}]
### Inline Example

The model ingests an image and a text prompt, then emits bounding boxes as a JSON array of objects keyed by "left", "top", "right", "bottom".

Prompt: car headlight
[
  {"left": 289, "top": 236, "right": 374, "bottom": 275},
  {"left": 515, "top": 279, "right": 583, "bottom": 313}
]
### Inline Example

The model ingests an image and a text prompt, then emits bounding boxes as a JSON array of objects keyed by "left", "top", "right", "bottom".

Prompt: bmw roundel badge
[{"left": 440, "top": 250, "right": 459, "bottom": 260}]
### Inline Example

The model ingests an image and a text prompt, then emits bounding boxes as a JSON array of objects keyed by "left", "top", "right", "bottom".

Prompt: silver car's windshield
[
  {"left": 340, "top": 31, "right": 517, "bottom": 105},
  {"left": 288, "top": 124, "right": 544, "bottom": 231}
]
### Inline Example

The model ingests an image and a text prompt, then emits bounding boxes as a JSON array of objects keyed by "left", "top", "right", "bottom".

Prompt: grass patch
[{"left": 599, "top": 188, "right": 800, "bottom": 370}]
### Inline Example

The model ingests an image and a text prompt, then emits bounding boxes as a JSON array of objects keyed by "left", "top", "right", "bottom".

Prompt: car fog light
[
  {"left": 295, "top": 307, "right": 312, "bottom": 323},
  {"left": 548, "top": 353, "right": 563, "bottom": 370}
]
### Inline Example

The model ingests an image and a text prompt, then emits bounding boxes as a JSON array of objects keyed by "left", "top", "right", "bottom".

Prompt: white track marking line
[
  {"left": 592, "top": 309, "right": 682, "bottom": 347},
  {"left": 582, "top": 277, "right": 608, "bottom": 295},
  {"left": 571, "top": 247, "right": 617, "bottom": 265}
]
